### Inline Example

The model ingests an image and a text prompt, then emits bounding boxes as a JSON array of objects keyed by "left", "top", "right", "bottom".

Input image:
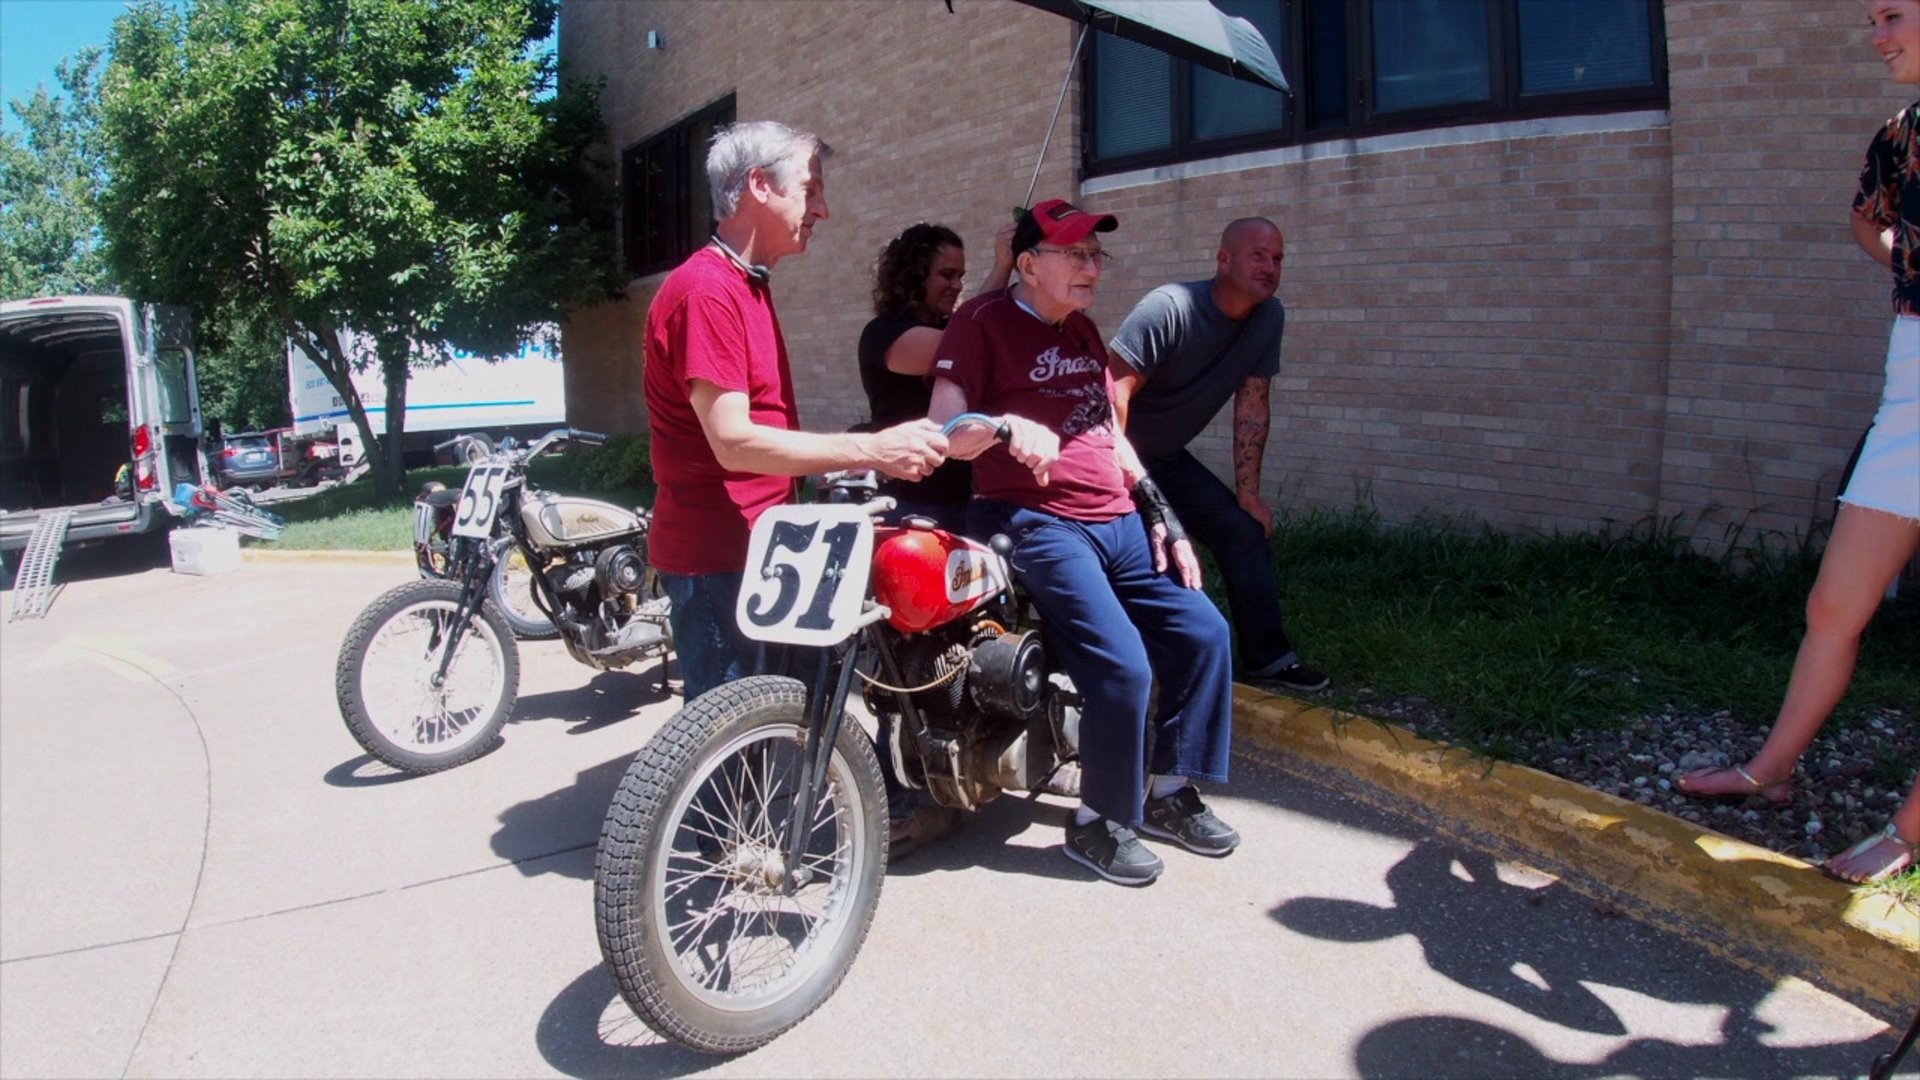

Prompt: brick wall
[
  {"left": 1660, "top": 0, "right": 1905, "bottom": 541},
  {"left": 560, "top": 0, "right": 1909, "bottom": 544}
]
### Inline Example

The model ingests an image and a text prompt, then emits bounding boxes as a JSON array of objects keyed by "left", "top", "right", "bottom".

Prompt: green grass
[
  {"left": 1252, "top": 504, "right": 1920, "bottom": 753},
  {"left": 1861, "top": 867, "right": 1920, "bottom": 910},
  {"left": 266, "top": 457, "right": 654, "bottom": 550},
  {"left": 269, "top": 473, "right": 1918, "bottom": 758}
]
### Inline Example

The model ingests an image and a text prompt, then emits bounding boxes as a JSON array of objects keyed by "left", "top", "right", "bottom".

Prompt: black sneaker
[
  {"left": 1243, "top": 661, "right": 1329, "bottom": 693},
  {"left": 1137, "top": 786, "right": 1241, "bottom": 856},
  {"left": 1064, "top": 815, "right": 1164, "bottom": 886}
]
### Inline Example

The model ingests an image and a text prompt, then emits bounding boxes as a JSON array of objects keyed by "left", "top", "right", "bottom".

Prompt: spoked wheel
[
  {"left": 487, "top": 541, "right": 559, "bottom": 640},
  {"left": 595, "top": 675, "right": 886, "bottom": 1054},
  {"left": 335, "top": 578, "right": 521, "bottom": 773}
]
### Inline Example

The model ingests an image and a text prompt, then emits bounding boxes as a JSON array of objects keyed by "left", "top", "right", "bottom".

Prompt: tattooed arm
[{"left": 1233, "top": 375, "right": 1274, "bottom": 537}]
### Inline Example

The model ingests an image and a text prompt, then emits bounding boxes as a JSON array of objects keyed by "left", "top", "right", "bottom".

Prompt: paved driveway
[{"left": 0, "top": 550, "right": 1900, "bottom": 1078}]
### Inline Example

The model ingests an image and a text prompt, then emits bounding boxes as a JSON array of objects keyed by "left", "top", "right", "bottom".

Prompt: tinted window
[
  {"left": 623, "top": 95, "right": 736, "bottom": 278},
  {"left": 153, "top": 346, "right": 194, "bottom": 425},
  {"left": 1084, "top": 0, "right": 1666, "bottom": 175}
]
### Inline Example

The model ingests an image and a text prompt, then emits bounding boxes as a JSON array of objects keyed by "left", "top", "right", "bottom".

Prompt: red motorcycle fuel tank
[{"left": 871, "top": 525, "right": 1012, "bottom": 634}]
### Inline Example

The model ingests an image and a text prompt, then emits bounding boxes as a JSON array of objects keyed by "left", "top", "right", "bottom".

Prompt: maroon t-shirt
[
  {"left": 642, "top": 246, "right": 800, "bottom": 574},
  {"left": 932, "top": 290, "right": 1133, "bottom": 521}
]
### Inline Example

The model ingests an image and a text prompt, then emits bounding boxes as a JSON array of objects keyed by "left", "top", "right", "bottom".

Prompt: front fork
[
  {"left": 779, "top": 633, "right": 867, "bottom": 893},
  {"left": 430, "top": 537, "right": 495, "bottom": 688}
]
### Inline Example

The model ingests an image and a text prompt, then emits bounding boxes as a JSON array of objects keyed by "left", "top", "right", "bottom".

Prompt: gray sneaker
[
  {"left": 1064, "top": 815, "right": 1163, "bottom": 886},
  {"left": 1137, "top": 786, "right": 1241, "bottom": 856}
]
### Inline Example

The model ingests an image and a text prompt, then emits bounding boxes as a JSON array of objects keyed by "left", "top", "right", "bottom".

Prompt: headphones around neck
[{"left": 710, "top": 236, "right": 771, "bottom": 283}]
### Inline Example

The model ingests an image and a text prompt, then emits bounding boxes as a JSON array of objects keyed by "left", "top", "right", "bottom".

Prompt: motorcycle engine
[
  {"left": 594, "top": 545, "right": 647, "bottom": 594},
  {"left": 543, "top": 545, "right": 647, "bottom": 599},
  {"left": 884, "top": 623, "right": 1067, "bottom": 810},
  {"left": 886, "top": 635, "right": 970, "bottom": 725}
]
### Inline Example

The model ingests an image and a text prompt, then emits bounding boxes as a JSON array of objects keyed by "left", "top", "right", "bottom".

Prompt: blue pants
[
  {"left": 660, "top": 570, "right": 757, "bottom": 703},
  {"left": 1143, "top": 450, "right": 1296, "bottom": 673},
  {"left": 970, "top": 500, "right": 1234, "bottom": 826}
]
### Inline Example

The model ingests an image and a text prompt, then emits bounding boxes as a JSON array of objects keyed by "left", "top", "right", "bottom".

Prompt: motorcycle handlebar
[
  {"left": 568, "top": 428, "right": 607, "bottom": 446},
  {"left": 940, "top": 412, "right": 1012, "bottom": 444}
]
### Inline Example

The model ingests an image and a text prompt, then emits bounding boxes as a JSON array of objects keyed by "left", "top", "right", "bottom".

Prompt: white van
[{"left": 0, "top": 296, "right": 210, "bottom": 557}]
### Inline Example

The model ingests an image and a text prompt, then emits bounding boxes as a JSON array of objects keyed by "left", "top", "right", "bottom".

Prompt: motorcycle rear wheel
[
  {"left": 595, "top": 675, "right": 886, "bottom": 1054},
  {"left": 487, "top": 542, "right": 560, "bottom": 641},
  {"left": 335, "top": 579, "right": 520, "bottom": 773}
]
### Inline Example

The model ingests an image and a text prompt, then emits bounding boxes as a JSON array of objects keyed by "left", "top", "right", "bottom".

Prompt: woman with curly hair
[{"left": 858, "top": 221, "right": 1013, "bottom": 526}]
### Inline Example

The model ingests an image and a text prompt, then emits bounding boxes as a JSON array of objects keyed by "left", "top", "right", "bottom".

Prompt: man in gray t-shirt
[{"left": 1109, "top": 217, "right": 1327, "bottom": 693}]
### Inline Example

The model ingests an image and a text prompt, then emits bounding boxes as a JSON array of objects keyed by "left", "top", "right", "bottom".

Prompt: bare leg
[
  {"left": 1678, "top": 505, "right": 1919, "bottom": 799},
  {"left": 1824, "top": 773, "right": 1920, "bottom": 883}
]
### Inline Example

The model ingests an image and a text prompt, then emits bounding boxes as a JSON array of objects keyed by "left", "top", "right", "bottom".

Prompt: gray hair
[{"left": 707, "top": 120, "right": 832, "bottom": 219}]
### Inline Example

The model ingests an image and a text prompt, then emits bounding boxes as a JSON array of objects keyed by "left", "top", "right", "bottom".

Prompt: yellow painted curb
[
  {"left": 1232, "top": 685, "right": 1920, "bottom": 1020},
  {"left": 238, "top": 547, "right": 414, "bottom": 566}
]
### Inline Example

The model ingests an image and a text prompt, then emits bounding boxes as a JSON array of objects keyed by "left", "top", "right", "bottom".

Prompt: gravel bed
[{"left": 1353, "top": 696, "right": 1918, "bottom": 865}]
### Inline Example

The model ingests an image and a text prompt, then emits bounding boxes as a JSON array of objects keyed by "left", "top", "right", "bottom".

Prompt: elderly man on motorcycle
[{"left": 931, "top": 198, "right": 1239, "bottom": 886}]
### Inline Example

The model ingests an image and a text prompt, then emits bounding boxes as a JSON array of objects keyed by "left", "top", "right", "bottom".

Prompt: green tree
[
  {"left": 195, "top": 307, "right": 294, "bottom": 435},
  {"left": 97, "top": 0, "right": 617, "bottom": 496},
  {"left": 0, "top": 49, "right": 111, "bottom": 297}
]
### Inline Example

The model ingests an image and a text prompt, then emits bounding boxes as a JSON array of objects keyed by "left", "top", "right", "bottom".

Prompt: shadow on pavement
[
  {"left": 1269, "top": 816, "right": 1898, "bottom": 1076},
  {"left": 1, "top": 531, "right": 171, "bottom": 595},
  {"left": 514, "top": 670, "right": 674, "bottom": 733},
  {"left": 534, "top": 964, "right": 715, "bottom": 1079},
  {"left": 884, "top": 788, "right": 1087, "bottom": 883},
  {"left": 322, "top": 752, "right": 453, "bottom": 788},
  {"left": 489, "top": 755, "right": 634, "bottom": 879},
  {"left": 1353, "top": 1012, "right": 1896, "bottom": 1080}
]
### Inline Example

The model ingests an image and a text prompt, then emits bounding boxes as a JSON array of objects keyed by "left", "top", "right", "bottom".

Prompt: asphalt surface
[{"left": 0, "top": 544, "right": 1904, "bottom": 1078}]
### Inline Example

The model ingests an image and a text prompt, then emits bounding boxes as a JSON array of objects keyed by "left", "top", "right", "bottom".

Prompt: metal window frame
[
  {"left": 621, "top": 94, "right": 737, "bottom": 279},
  {"left": 1082, "top": 0, "right": 1668, "bottom": 178}
]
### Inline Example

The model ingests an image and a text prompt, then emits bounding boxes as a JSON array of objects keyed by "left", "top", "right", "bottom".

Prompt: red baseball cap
[{"left": 1014, "top": 198, "right": 1119, "bottom": 254}]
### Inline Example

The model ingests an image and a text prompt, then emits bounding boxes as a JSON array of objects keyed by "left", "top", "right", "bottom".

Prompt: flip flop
[
  {"left": 1823, "top": 823, "right": 1920, "bottom": 885},
  {"left": 1674, "top": 764, "right": 1791, "bottom": 807}
]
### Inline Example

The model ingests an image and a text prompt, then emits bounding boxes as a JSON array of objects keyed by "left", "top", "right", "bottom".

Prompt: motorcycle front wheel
[
  {"left": 595, "top": 675, "right": 886, "bottom": 1054},
  {"left": 487, "top": 542, "right": 560, "bottom": 641},
  {"left": 335, "top": 578, "right": 521, "bottom": 773}
]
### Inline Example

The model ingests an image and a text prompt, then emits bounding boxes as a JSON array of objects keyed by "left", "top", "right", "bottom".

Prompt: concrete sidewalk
[{"left": 0, "top": 552, "right": 1908, "bottom": 1077}]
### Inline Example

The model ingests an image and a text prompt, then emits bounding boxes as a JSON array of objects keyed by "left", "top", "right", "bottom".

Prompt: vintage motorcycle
[
  {"left": 412, "top": 435, "right": 556, "bottom": 640},
  {"left": 592, "top": 415, "right": 1081, "bottom": 1054},
  {"left": 335, "top": 428, "right": 672, "bottom": 774}
]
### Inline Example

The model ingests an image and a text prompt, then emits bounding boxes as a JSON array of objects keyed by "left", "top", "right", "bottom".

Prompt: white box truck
[{"left": 288, "top": 329, "right": 565, "bottom": 467}]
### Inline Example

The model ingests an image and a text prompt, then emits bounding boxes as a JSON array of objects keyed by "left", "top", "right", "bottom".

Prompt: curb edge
[{"left": 1230, "top": 685, "right": 1919, "bottom": 1021}]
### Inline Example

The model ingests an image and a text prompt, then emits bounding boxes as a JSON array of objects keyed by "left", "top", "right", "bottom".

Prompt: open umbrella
[{"left": 973, "top": 0, "right": 1291, "bottom": 205}]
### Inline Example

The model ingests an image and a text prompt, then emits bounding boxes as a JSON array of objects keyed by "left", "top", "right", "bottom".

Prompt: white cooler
[{"left": 169, "top": 526, "right": 242, "bottom": 575}]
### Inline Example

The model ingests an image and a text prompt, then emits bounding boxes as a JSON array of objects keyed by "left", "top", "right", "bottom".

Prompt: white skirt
[{"left": 1839, "top": 315, "right": 1920, "bottom": 523}]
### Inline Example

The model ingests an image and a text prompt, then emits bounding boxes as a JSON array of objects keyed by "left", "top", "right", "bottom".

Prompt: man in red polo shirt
[{"left": 643, "top": 120, "right": 947, "bottom": 703}]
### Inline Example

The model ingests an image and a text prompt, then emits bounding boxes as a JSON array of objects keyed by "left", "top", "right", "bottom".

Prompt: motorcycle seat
[{"left": 420, "top": 488, "right": 462, "bottom": 509}]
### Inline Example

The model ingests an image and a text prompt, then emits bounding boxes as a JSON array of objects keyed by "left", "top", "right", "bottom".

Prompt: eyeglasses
[{"left": 1030, "top": 246, "right": 1115, "bottom": 270}]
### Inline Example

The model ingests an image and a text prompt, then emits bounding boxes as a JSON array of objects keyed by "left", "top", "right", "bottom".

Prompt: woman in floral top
[{"left": 1677, "top": 0, "right": 1920, "bottom": 884}]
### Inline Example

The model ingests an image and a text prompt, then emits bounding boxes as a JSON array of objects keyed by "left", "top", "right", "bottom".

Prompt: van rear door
[{"left": 138, "top": 303, "right": 208, "bottom": 495}]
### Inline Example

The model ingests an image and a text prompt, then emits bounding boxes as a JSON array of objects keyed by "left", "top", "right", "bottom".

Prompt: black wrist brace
[{"left": 1132, "top": 477, "right": 1188, "bottom": 544}]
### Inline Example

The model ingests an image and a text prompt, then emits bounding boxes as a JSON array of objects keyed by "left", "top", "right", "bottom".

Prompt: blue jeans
[
  {"left": 1143, "top": 449, "right": 1297, "bottom": 673},
  {"left": 660, "top": 571, "right": 757, "bottom": 703},
  {"left": 969, "top": 500, "right": 1234, "bottom": 826}
]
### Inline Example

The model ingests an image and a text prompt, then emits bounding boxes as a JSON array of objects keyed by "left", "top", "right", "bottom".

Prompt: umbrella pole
[{"left": 1026, "top": 20, "right": 1091, "bottom": 210}]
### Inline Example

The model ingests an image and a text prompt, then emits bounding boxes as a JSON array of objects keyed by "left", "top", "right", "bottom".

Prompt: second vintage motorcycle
[{"left": 334, "top": 428, "right": 672, "bottom": 774}]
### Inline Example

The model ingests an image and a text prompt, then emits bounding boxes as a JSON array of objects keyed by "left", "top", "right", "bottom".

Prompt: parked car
[{"left": 216, "top": 431, "right": 282, "bottom": 489}]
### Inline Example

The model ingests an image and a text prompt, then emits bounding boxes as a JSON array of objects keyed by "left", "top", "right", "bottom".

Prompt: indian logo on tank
[{"left": 946, "top": 546, "right": 1007, "bottom": 604}]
